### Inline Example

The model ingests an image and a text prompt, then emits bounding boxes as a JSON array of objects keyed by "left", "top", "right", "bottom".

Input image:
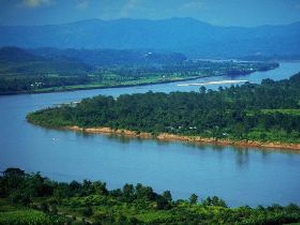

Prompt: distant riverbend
[{"left": 65, "top": 126, "right": 300, "bottom": 151}]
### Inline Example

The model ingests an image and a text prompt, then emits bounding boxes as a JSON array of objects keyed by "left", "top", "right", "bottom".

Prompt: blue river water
[{"left": 1, "top": 62, "right": 300, "bottom": 207}]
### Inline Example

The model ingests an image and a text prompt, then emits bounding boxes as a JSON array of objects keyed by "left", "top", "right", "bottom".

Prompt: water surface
[{"left": 1, "top": 62, "right": 300, "bottom": 207}]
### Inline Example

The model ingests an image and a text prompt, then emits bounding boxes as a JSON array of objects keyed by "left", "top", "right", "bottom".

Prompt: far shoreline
[
  {"left": 0, "top": 61, "right": 281, "bottom": 96},
  {"left": 0, "top": 74, "right": 205, "bottom": 96},
  {"left": 64, "top": 126, "right": 300, "bottom": 152}
]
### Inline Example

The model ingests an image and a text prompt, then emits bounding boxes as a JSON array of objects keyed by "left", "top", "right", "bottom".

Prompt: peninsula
[{"left": 27, "top": 72, "right": 300, "bottom": 151}]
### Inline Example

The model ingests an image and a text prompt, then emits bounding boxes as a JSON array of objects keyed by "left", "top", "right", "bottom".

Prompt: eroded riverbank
[{"left": 65, "top": 126, "right": 300, "bottom": 151}]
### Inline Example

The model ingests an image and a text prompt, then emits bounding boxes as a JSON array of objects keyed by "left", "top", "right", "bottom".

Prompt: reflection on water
[
  {"left": 100, "top": 132, "right": 299, "bottom": 169},
  {"left": 235, "top": 148, "right": 249, "bottom": 168}
]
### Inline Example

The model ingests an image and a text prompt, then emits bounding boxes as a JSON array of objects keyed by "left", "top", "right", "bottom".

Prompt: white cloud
[
  {"left": 23, "top": 0, "right": 52, "bottom": 8},
  {"left": 76, "top": 0, "right": 90, "bottom": 10},
  {"left": 121, "top": 0, "right": 144, "bottom": 17},
  {"left": 180, "top": 1, "right": 204, "bottom": 12}
]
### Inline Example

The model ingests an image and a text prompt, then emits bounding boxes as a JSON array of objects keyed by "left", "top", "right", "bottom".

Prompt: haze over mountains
[{"left": 1, "top": 17, "right": 300, "bottom": 58}]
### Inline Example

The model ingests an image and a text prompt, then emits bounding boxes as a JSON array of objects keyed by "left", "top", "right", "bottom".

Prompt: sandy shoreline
[
  {"left": 65, "top": 126, "right": 300, "bottom": 151},
  {"left": 177, "top": 79, "right": 249, "bottom": 86}
]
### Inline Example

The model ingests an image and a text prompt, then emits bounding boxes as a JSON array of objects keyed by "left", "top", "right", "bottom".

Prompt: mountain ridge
[{"left": 1, "top": 18, "right": 299, "bottom": 58}]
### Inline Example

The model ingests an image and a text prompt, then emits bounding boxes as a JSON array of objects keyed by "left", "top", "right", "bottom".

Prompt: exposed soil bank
[{"left": 65, "top": 126, "right": 300, "bottom": 151}]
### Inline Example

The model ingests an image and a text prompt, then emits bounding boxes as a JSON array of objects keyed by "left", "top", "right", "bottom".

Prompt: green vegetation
[
  {"left": 1, "top": 168, "right": 300, "bottom": 225},
  {"left": 27, "top": 72, "right": 300, "bottom": 146},
  {"left": 0, "top": 47, "right": 278, "bottom": 94},
  {"left": 0, "top": 209, "right": 65, "bottom": 225}
]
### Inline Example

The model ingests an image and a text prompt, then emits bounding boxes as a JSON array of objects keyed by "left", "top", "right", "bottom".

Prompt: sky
[{"left": 0, "top": 0, "right": 300, "bottom": 27}]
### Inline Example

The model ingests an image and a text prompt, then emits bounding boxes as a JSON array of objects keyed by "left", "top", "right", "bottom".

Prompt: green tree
[
  {"left": 189, "top": 193, "right": 198, "bottom": 204},
  {"left": 162, "top": 190, "right": 173, "bottom": 204},
  {"left": 122, "top": 183, "right": 135, "bottom": 203}
]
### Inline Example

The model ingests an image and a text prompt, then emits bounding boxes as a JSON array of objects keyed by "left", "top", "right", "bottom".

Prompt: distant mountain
[{"left": 1, "top": 18, "right": 300, "bottom": 58}]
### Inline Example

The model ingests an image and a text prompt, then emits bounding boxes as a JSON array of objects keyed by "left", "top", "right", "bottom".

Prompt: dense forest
[
  {"left": 27, "top": 72, "right": 300, "bottom": 146},
  {"left": 1, "top": 168, "right": 300, "bottom": 225},
  {"left": 0, "top": 47, "right": 278, "bottom": 94}
]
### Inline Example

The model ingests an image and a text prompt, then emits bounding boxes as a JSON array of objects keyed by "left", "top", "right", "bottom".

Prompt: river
[{"left": 1, "top": 62, "right": 300, "bottom": 207}]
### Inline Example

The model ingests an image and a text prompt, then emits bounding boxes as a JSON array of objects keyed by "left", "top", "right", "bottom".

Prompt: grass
[{"left": 261, "top": 109, "right": 300, "bottom": 116}]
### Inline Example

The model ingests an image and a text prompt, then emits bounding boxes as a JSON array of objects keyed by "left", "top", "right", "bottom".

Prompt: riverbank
[
  {"left": 65, "top": 126, "right": 300, "bottom": 151},
  {"left": 0, "top": 62, "right": 280, "bottom": 96},
  {"left": 0, "top": 75, "right": 204, "bottom": 96}
]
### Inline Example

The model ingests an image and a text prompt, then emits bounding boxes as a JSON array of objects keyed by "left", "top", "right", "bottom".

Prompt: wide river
[{"left": 1, "top": 62, "right": 300, "bottom": 207}]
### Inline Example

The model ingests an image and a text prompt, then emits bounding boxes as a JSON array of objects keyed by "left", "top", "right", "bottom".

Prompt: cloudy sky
[{"left": 1, "top": 0, "right": 300, "bottom": 27}]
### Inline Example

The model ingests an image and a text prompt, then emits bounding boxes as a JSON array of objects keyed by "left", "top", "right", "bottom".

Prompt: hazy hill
[
  {"left": 0, "top": 46, "right": 42, "bottom": 63},
  {"left": 1, "top": 18, "right": 300, "bottom": 58},
  {"left": 0, "top": 47, "right": 92, "bottom": 75},
  {"left": 0, "top": 47, "right": 187, "bottom": 75},
  {"left": 29, "top": 48, "right": 187, "bottom": 66}
]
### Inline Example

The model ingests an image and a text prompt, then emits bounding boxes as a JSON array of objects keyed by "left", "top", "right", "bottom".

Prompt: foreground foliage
[
  {"left": 27, "top": 72, "right": 300, "bottom": 145},
  {"left": 0, "top": 209, "right": 66, "bottom": 225},
  {"left": 0, "top": 168, "right": 300, "bottom": 225}
]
